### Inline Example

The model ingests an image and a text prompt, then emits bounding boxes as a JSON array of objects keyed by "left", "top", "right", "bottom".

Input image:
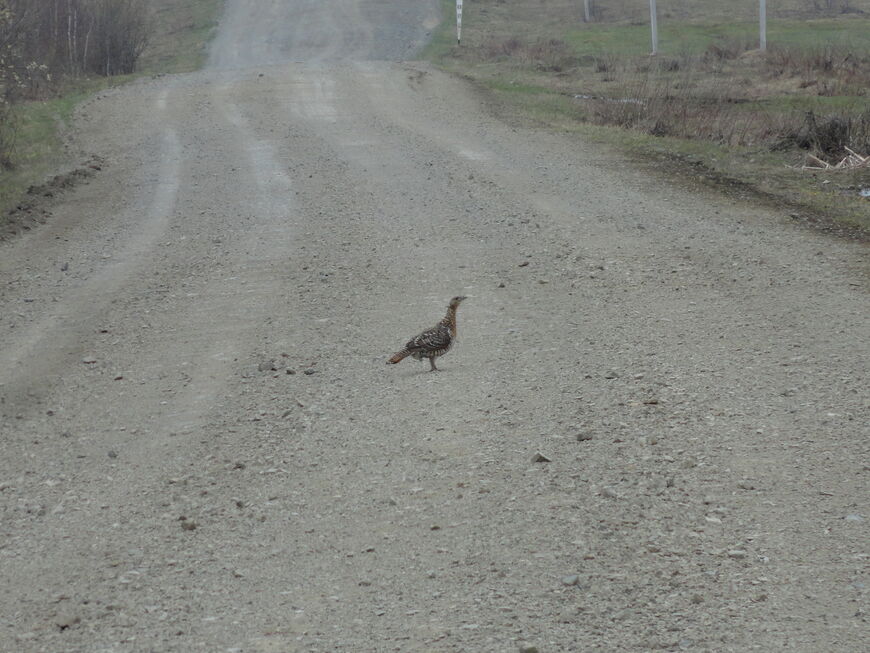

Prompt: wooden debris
[{"left": 801, "top": 148, "right": 870, "bottom": 171}]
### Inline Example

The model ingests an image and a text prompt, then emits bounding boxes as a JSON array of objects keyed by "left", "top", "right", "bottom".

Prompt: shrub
[
  {"left": 482, "top": 36, "right": 576, "bottom": 72},
  {"left": 703, "top": 39, "right": 746, "bottom": 63},
  {"left": 784, "top": 110, "right": 870, "bottom": 154},
  {"left": 485, "top": 36, "right": 523, "bottom": 59},
  {"left": 526, "top": 38, "right": 575, "bottom": 72},
  {"left": 0, "top": 99, "right": 15, "bottom": 169}
]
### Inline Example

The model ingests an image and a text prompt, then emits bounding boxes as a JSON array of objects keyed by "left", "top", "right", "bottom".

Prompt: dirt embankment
[{"left": 1, "top": 156, "right": 104, "bottom": 241}]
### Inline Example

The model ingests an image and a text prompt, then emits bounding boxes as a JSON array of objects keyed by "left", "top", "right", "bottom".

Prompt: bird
[{"left": 387, "top": 296, "right": 467, "bottom": 371}]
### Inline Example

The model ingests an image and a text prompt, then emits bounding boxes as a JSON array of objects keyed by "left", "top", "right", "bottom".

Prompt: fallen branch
[
  {"left": 801, "top": 149, "right": 870, "bottom": 171},
  {"left": 805, "top": 153, "right": 831, "bottom": 169},
  {"left": 844, "top": 146, "right": 868, "bottom": 163}
]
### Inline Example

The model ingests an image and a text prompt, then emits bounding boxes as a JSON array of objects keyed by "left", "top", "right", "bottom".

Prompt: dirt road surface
[{"left": 1, "top": 1, "right": 867, "bottom": 651}]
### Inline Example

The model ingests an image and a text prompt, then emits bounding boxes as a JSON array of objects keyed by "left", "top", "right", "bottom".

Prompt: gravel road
[{"left": 0, "top": 1, "right": 867, "bottom": 651}]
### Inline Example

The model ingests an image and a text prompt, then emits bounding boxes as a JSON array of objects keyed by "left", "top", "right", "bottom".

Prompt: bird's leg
[{"left": 428, "top": 357, "right": 438, "bottom": 372}]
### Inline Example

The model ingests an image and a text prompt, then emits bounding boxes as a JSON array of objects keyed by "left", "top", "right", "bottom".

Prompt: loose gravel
[{"left": 0, "top": 1, "right": 866, "bottom": 652}]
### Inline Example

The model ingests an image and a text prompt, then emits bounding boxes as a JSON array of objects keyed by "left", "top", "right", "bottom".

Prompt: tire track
[{"left": 0, "top": 118, "right": 181, "bottom": 415}]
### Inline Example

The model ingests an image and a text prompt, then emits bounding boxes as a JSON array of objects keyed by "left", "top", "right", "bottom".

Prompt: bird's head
[{"left": 449, "top": 295, "right": 467, "bottom": 309}]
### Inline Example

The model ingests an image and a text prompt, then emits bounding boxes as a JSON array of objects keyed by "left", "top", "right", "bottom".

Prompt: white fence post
[
  {"left": 649, "top": 0, "right": 658, "bottom": 55},
  {"left": 457, "top": 0, "right": 463, "bottom": 44},
  {"left": 759, "top": 0, "right": 767, "bottom": 51}
]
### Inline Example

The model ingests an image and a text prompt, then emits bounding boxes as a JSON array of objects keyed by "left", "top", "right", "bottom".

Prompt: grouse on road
[{"left": 387, "top": 296, "right": 467, "bottom": 371}]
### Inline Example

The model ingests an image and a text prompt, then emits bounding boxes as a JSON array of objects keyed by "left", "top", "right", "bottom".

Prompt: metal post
[
  {"left": 649, "top": 0, "right": 658, "bottom": 55},
  {"left": 759, "top": 0, "right": 767, "bottom": 51},
  {"left": 457, "top": 0, "right": 463, "bottom": 45}
]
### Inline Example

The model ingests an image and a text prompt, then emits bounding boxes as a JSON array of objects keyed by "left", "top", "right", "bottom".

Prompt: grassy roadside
[
  {"left": 423, "top": 0, "right": 870, "bottom": 237},
  {"left": 139, "top": 0, "right": 225, "bottom": 75},
  {"left": 0, "top": 0, "right": 224, "bottom": 228}
]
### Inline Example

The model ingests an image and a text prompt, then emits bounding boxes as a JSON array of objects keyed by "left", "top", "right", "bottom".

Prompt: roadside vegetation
[
  {"left": 0, "top": 0, "right": 223, "bottom": 229},
  {"left": 425, "top": 0, "right": 870, "bottom": 233}
]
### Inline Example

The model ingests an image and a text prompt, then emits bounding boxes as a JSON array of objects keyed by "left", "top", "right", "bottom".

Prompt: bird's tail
[{"left": 387, "top": 349, "right": 410, "bottom": 365}]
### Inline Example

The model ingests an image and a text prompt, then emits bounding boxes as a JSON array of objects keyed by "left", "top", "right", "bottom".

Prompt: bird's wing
[{"left": 406, "top": 323, "right": 451, "bottom": 352}]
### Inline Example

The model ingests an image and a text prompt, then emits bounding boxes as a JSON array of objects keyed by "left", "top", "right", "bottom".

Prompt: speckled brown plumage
[{"left": 387, "top": 296, "right": 467, "bottom": 371}]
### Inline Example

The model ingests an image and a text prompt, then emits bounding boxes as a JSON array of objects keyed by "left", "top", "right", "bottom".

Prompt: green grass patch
[
  {"left": 0, "top": 87, "right": 104, "bottom": 208},
  {"left": 420, "top": 0, "right": 462, "bottom": 63},
  {"left": 565, "top": 19, "right": 870, "bottom": 57},
  {"left": 14, "top": 94, "right": 82, "bottom": 166},
  {"left": 486, "top": 79, "right": 554, "bottom": 96},
  {"left": 0, "top": 93, "right": 83, "bottom": 214},
  {"left": 753, "top": 95, "right": 868, "bottom": 113},
  {"left": 140, "top": 0, "right": 224, "bottom": 74}
]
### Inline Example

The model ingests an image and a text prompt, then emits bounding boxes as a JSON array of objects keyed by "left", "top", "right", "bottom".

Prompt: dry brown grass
[
  {"left": 578, "top": 42, "right": 870, "bottom": 152},
  {"left": 468, "top": 22, "right": 870, "bottom": 154},
  {"left": 483, "top": 36, "right": 578, "bottom": 72},
  {"left": 763, "top": 44, "right": 870, "bottom": 95},
  {"left": 427, "top": 0, "right": 870, "bottom": 229}
]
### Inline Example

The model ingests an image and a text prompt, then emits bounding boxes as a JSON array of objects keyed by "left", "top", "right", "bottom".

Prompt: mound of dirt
[{"left": 1, "top": 155, "right": 104, "bottom": 241}]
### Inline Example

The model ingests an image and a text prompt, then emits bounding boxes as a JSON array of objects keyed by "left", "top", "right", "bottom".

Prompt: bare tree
[
  {"left": 5, "top": 0, "right": 150, "bottom": 79},
  {"left": 86, "top": 0, "right": 150, "bottom": 75}
]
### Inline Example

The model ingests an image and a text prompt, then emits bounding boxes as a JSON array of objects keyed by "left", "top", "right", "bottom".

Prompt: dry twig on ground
[{"left": 801, "top": 147, "right": 869, "bottom": 170}]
